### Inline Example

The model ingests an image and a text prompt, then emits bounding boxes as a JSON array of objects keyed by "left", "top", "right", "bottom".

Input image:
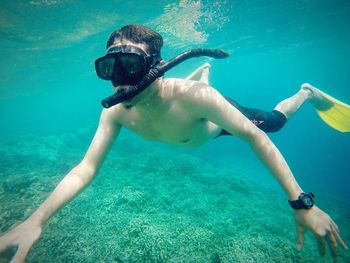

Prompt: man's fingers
[
  {"left": 330, "top": 219, "right": 339, "bottom": 233},
  {"left": 326, "top": 230, "right": 338, "bottom": 258},
  {"left": 10, "top": 244, "right": 30, "bottom": 263},
  {"left": 296, "top": 224, "right": 305, "bottom": 250},
  {"left": 315, "top": 234, "right": 326, "bottom": 256},
  {"left": 331, "top": 224, "right": 348, "bottom": 250}
]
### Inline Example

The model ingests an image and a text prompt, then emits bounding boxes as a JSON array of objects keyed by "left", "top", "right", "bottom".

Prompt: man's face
[{"left": 108, "top": 40, "right": 150, "bottom": 90}]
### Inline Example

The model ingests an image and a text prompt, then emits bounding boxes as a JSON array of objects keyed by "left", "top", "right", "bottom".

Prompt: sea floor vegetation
[{"left": 0, "top": 130, "right": 349, "bottom": 262}]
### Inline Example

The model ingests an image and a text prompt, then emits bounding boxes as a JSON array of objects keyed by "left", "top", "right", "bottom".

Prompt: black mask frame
[{"left": 95, "top": 45, "right": 160, "bottom": 86}]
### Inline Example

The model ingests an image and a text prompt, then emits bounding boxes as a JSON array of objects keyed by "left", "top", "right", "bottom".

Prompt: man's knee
[{"left": 259, "top": 110, "right": 287, "bottom": 133}]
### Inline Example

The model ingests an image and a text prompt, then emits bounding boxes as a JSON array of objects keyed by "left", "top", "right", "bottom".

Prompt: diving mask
[
  {"left": 94, "top": 45, "right": 161, "bottom": 86},
  {"left": 97, "top": 48, "right": 229, "bottom": 108}
]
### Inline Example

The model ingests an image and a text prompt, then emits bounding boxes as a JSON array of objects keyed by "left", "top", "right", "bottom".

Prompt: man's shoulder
[{"left": 99, "top": 104, "right": 125, "bottom": 125}]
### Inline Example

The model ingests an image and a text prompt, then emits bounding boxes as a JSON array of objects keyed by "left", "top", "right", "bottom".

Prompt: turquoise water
[{"left": 1, "top": 0, "right": 350, "bottom": 262}]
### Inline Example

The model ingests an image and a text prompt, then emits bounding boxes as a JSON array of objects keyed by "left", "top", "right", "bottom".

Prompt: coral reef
[{"left": 0, "top": 132, "right": 349, "bottom": 262}]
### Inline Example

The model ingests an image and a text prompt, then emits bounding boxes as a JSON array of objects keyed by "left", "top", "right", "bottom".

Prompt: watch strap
[
  {"left": 288, "top": 198, "right": 304, "bottom": 209},
  {"left": 289, "top": 192, "right": 314, "bottom": 209}
]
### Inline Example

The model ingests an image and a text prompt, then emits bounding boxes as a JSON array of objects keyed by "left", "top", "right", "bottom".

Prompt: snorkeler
[{"left": 0, "top": 24, "right": 349, "bottom": 262}]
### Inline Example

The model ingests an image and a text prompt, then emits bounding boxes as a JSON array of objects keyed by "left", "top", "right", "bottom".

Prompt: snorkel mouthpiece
[{"left": 101, "top": 48, "right": 229, "bottom": 108}]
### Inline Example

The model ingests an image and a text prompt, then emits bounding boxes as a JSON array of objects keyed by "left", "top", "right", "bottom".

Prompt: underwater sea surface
[{"left": 1, "top": 0, "right": 350, "bottom": 262}]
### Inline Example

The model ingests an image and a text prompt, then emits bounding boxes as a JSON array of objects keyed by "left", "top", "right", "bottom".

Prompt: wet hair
[{"left": 106, "top": 24, "right": 163, "bottom": 57}]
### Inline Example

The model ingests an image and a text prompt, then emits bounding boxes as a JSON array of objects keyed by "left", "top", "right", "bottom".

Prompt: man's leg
[
  {"left": 274, "top": 85, "right": 313, "bottom": 119},
  {"left": 218, "top": 85, "right": 314, "bottom": 136},
  {"left": 221, "top": 98, "right": 288, "bottom": 134}
]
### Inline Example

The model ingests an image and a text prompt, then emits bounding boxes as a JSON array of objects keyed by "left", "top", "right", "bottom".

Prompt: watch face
[{"left": 301, "top": 193, "right": 314, "bottom": 207}]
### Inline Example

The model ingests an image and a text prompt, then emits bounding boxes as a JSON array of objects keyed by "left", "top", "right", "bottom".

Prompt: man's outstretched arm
[
  {"left": 182, "top": 84, "right": 348, "bottom": 258},
  {"left": 0, "top": 108, "right": 121, "bottom": 263}
]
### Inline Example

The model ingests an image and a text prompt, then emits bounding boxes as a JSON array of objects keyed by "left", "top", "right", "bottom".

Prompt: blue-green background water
[{"left": 1, "top": 0, "right": 350, "bottom": 262}]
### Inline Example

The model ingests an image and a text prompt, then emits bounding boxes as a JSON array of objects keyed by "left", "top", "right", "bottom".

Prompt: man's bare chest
[{"left": 119, "top": 104, "right": 210, "bottom": 144}]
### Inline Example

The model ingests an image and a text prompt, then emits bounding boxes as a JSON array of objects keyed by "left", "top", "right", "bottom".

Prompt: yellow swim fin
[{"left": 303, "top": 84, "right": 350, "bottom": 132}]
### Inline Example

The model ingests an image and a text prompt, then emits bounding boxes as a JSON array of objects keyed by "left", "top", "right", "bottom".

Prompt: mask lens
[
  {"left": 119, "top": 53, "right": 144, "bottom": 75},
  {"left": 95, "top": 56, "right": 116, "bottom": 80}
]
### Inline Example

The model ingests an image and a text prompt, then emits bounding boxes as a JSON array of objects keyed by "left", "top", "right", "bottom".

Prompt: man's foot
[
  {"left": 199, "top": 63, "right": 211, "bottom": 83},
  {"left": 301, "top": 83, "right": 350, "bottom": 132},
  {"left": 186, "top": 63, "right": 211, "bottom": 84},
  {"left": 301, "top": 83, "right": 333, "bottom": 111}
]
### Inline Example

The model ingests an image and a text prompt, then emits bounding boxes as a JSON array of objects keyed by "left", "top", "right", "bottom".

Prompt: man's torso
[{"left": 110, "top": 78, "right": 223, "bottom": 147}]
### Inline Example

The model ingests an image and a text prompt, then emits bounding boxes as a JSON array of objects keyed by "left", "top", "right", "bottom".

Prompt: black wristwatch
[{"left": 288, "top": 192, "right": 315, "bottom": 209}]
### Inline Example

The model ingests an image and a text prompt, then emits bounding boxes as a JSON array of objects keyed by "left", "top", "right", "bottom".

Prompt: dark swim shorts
[{"left": 217, "top": 97, "right": 287, "bottom": 137}]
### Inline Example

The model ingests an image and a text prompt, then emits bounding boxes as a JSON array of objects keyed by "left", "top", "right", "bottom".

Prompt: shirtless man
[{"left": 0, "top": 24, "right": 348, "bottom": 262}]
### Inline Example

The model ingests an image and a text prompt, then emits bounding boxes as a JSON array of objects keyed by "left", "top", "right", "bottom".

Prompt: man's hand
[
  {"left": 0, "top": 219, "right": 42, "bottom": 263},
  {"left": 294, "top": 205, "right": 348, "bottom": 258}
]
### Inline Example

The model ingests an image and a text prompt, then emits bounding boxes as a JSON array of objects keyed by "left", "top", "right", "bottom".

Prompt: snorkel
[{"left": 101, "top": 48, "right": 229, "bottom": 108}]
